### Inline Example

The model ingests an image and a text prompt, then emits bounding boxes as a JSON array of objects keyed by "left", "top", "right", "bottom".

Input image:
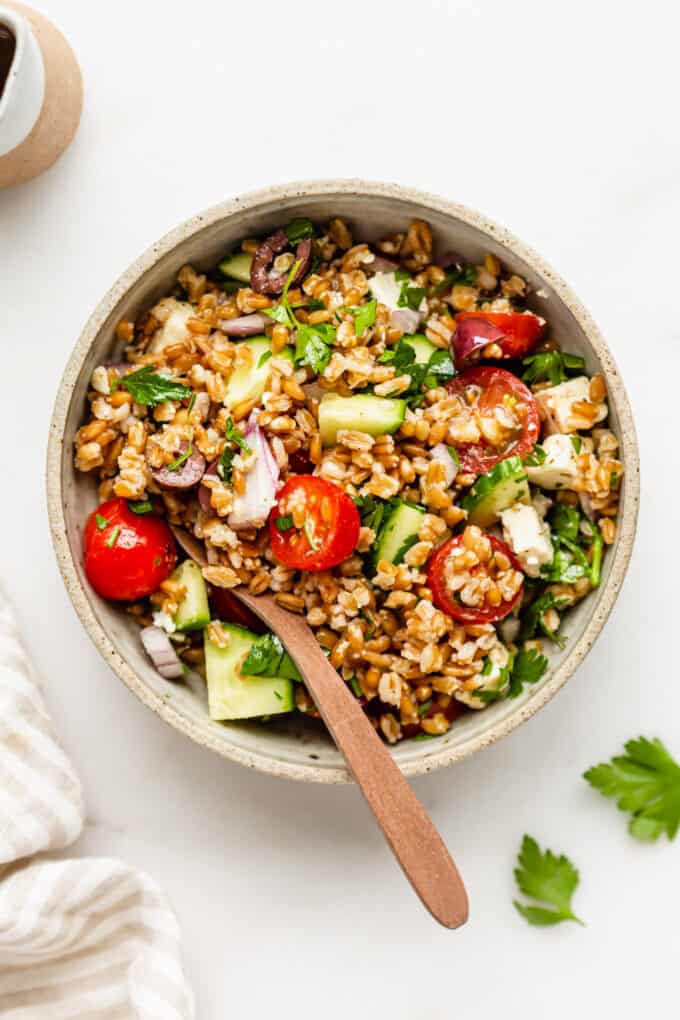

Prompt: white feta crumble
[
  {"left": 499, "top": 503, "right": 553, "bottom": 578},
  {"left": 152, "top": 610, "right": 177, "bottom": 635},
  {"left": 535, "top": 376, "right": 607, "bottom": 433},
  {"left": 526, "top": 433, "right": 580, "bottom": 490},
  {"left": 148, "top": 298, "right": 194, "bottom": 353}
]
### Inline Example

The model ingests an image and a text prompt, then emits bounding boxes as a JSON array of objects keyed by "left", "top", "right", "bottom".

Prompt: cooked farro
[{"left": 76, "top": 215, "right": 622, "bottom": 742}]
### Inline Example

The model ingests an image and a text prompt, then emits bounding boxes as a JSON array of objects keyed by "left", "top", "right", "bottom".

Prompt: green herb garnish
[
  {"left": 349, "top": 676, "right": 363, "bottom": 698},
  {"left": 116, "top": 365, "right": 191, "bottom": 407},
  {"left": 257, "top": 350, "right": 273, "bottom": 369},
  {"left": 167, "top": 442, "right": 194, "bottom": 473},
  {"left": 218, "top": 418, "right": 252, "bottom": 483},
  {"left": 519, "top": 592, "right": 568, "bottom": 645},
  {"left": 418, "top": 698, "right": 433, "bottom": 717},
  {"left": 285, "top": 217, "right": 315, "bottom": 245},
  {"left": 435, "top": 264, "right": 478, "bottom": 295},
  {"left": 378, "top": 339, "right": 454, "bottom": 407},
  {"left": 446, "top": 445, "right": 460, "bottom": 470},
  {"left": 349, "top": 299, "right": 377, "bottom": 338},
  {"left": 397, "top": 279, "right": 426, "bottom": 311},
  {"left": 274, "top": 514, "right": 294, "bottom": 532},
  {"left": 508, "top": 647, "right": 549, "bottom": 698},
  {"left": 95, "top": 513, "right": 109, "bottom": 530},
  {"left": 294, "top": 322, "right": 336, "bottom": 374},
  {"left": 128, "top": 499, "right": 153, "bottom": 515},
  {"left": 584, "top": 736, "right": 680, "bottom": 842},
  {"left": 241, "top": 632, "right": 302, "bottom": 682},
  {"left": 570, "top": 435, "right": 582, "bottom": 454},
  {"left": 522, "top": 444, "right": 547, "bottom": 467},
  {"left": 521, "top": 351, "right": 585, "bottom": 387},
  {"left": 514, "top": 835, "right": 584, "bottom": 926},
  {"left": 263, "top": 259, "right": 303, "bottom": 330},
  {"left": 105, "top": 525, "right": 120, "bottom": 549}
]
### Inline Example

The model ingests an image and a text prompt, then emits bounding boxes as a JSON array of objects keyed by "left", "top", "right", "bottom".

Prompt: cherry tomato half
[
  {"left": 455, "top": 311, "right": 544, "bottom": 360},
  {"left": 427, "top": 532, "right": 524, "bottom": 624},
  {"left": 84, "top": 498, "right": 176, "bottom": 601},
  {"left": 447, "top": 366, "right": 540, "bottom": 475},
  {"left": 269, "top": 476, "right": 360, "bottom": 571}
]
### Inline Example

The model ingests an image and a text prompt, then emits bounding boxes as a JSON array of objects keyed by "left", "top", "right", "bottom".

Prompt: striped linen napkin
[{"left": 0, "top": 588, "right": 195, "bottom": 1018}]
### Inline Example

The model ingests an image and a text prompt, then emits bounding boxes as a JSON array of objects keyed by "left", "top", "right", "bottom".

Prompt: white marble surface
[{"left": 1, "top": 0, "right": 677, "bottom": 1015}]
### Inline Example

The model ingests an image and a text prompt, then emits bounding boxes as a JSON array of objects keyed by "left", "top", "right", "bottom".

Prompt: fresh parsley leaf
[
  {"left": 392, "top": 533, "right": 419, "bottom": 566},
  {"left": 522, "top": 444, "right": 547, "bottom": 467},
  {"left": 118, "top": 365, "right": 191, "bottom": 407},
  {"left": 550, "top": 503, "right": 581, "bottom": 543},
  {"left": 412, "top": 732, "right": 438, "bottom": 741},
  {"left": 105, "top": 525, "right": 120, "bottom": 549},
  {"left": 128, "top": 499, "right": 153, "bottom": 515},
  {"left": 349, "top": 299, "right": 377, "bottom": 338},
  {"left": 481, "top": 657, "right": 493, "bottom": 677},
  {"left": 521, "top": 350, "right": 586, "bottom": 387},
  {"left": 508, "top": 647, "right": 549, "bottom": 698},
  {"left": 378, "top": 339, "right": 454, "bottom": 407},
  {"left": 285, "top": 217, "right": 315, "bottom": 245},
  {"left": 257, "top": 350, "right": 273, "bottom": 369},
  {"left": 435, "top": 264, "right": 478, "bottom": 295},
  {"left": 584, "top": 737, "right": 680, "bottom": 841},
  {"left": 95, "top": 513, "right": 109, "bottom": 530},
  {"left": 294, "top": 322, "right": 336, "bottom": 374},
  {"left": 514, "top": 835, "right": 584, "bottom": 926},
  {"left": 274, "top": 514, "right": 294, "bottom": 532},
  {"left": 262, "top": 259, "right": 302, "bottom": 330},
  {"left": 307, "top": 298, "right": 326, "bottom": 312},
  {"left": 418, "top": 698, "right": 433, "bottom": 717},
  {"left": 167, "top": 442, "right": 194, "bottom": 473},
  {"left": 398, "top": 280, "right": 426, "bottom": 311},
  {"left": 241, "top": 632, "right": 302, "bottom": 682},
  {"left": 224, "top": 418, "right": 251, "bottom": 454},
  {"left": 352, "top": 494, "right": 388, "bottom": 535},
  {"left": 519, "top": 592, "right": 568, "bottom": 645},
  {"left": 570, "top": 435, "right": 582, "bottom": 454},
  {"left": 446, "top": 445, "right": 460, "bottom": 470},
  {"left": 348, "top": 675, "right": 363, "bottom": 698}
]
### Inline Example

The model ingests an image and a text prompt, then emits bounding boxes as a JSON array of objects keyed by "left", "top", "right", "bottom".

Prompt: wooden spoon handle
[{"left": 236, "top": 591, "right": 469, "bottom": 929}]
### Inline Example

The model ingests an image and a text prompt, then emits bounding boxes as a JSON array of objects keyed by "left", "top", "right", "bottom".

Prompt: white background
[{"left": 1, "top": 1, "right": 677, "bottom": 1016}]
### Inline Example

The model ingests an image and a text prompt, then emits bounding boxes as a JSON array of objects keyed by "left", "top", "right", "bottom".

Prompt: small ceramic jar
[{"left": 0, "top": 1, "right": 82, "bottom": 189}]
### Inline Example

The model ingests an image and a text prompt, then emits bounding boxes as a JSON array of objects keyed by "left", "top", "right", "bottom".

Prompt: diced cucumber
[
  {"left": 374, "top": 500, "right": 425, "bottom": 566},
  {"left": 223, "top": 338, "right": 293, "bottom": 410},
  {"left": 219, "top": 251, "right": 252, "bottom": 283},
  {"left": 318, "top": 393, "right": 406, "bottom": 446},
  {"left": 401, "top": 334, "right": 437, "bottom": 365},
  {"left": 461, "top": 456, "right": 530, "bottom": 527},
  {"left": 205, "top": 622, "right": 294, "bottom": 721},
  {"left": 173, "top": 560, "right": 210, "bottom": 632}
]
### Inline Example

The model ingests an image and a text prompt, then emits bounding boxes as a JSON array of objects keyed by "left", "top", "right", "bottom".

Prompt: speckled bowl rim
[{"left": 46, "top": 179, "right": 640, "bottom": 784}]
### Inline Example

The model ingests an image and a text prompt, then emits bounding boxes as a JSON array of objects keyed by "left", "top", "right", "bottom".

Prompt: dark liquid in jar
[{"left": 0, "top": 25, "right": 16, "bottom": 101}]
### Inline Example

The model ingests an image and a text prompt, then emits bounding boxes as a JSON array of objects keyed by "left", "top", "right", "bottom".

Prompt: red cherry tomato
[
  {"left": 269, "top": 476, "right": 360, "bottom": 571},
  {"left": 83, "top": 498, "right": 176, "bottom": 601},
  {"left": 427, "top": 533, "right": 524, "bottom": 624},
  {"left": 447, "top": 366, "right": 540, "bottom": 475},
  {"left": 455, "top": 311, "right": 544, "bottom": 359}
]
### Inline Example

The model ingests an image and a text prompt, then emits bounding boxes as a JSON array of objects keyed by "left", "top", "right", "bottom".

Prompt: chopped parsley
[
  {"left": 392, "top": 533, "right": 419, "bottom": 566},
  {"left": 167, "top": 442, "right": 194, "bottom": 473},
  {"left": 378, "top": 339, "right": 454, "bottom": 407},
  {"left": 218, "top": 418, "right": 251, "bottom": 483},
  {"left": 397, "top": 277, "right": 426, "bottom": 311},
  {"left": 262, "top": 259, "right": 303, "bottom": 330},
  {"left": 435, "top": 264, "right": 478, "bottom": 295},
  {"left": 105, "top": 525, "right": 120, "bottom": 549},
  {"left": 570, "top": 435, "right": 582, "bottom": 454},
  {"left": 115, "top": 365, "right": 191, "bottom": 407},
  {"left": 95, "top": 513, "right": 109, "bottom": 530},
  {"left": 294, "top": 322, "right": 336, "bottom": 374},
  {"left": 508, "top": 647, "right": 549, "bottom": 698},
  {"left": 349, "top": 299, "right": 377, "bottom": 338},
  {"left": 519, "top": 592, "right": 568, "bottom": 645},
  {"left": 257, "top": 349, "right": 273, "bottom": 369},
  {"left": 274, "top": 514, "right": 294, "bottom": 532},
  {"left": 285, "top": 217, "right": 315, "bottom": 245},
  {"left": 128, "top": 499, "right": 153, "bottom": 515},
  {"left": 584, "top": 736, "right": 680, "bottom": 842},
  {"left": 522, "top": 444, "right": 547, "bottom": 467},
  {"left": 241, "top": 632, "right": 301, "bottom": 682},
  {"left": 348, "top": 675, "right": 363, "bottom": 698},
  {"left": 542, "top": 505, "right": 603, "bottom": 588},
  {"left": 446, "top": 445, "right": 461, "bottom": 470},
  {"left": 514, "top": 835, "right": 584, "bottom": 926},
  {"left": 418, "top": 698, "right": 433, "bottom": 717},
  {"left": 521, "top": 350, "right": 586, "bottom": 387}
]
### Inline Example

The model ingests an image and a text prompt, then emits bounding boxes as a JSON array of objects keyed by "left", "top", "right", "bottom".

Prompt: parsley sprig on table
[
  {"left": 514, "top": 835, "right": 584, "bottom": 926},
  {"left": 584, "top": 737, "right": 680, "bottom": 842}
]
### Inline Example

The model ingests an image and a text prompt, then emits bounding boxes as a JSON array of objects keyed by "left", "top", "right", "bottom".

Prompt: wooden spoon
[
  {"left": 232, "top": 587, "right": 469, "bottom": 929},
  {"left": 169, "top": 528, "right": 468, "bottom": 927}
]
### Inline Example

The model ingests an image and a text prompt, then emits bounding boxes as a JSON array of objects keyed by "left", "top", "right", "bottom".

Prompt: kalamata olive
[
  {"left": 250, "top": 229, "right": 313, "bottom": 295},
  {"left": 150, "top": 441, "right": 206, "bottom": 490},
  {"left": 288, "top": 449, "right": 313, "bottom": 474}
]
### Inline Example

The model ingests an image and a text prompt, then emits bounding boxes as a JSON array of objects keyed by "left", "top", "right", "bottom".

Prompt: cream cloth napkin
[{"left": 0, "top": 590, "right": 195, "bottom": 1019}]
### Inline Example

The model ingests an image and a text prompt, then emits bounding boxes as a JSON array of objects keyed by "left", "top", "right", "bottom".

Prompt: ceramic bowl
[{"left": 47, "top": 180, "right": 639, "bottom": 783}]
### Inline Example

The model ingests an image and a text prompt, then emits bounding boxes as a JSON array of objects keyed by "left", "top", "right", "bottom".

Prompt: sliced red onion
[
  {"left": 169, "top": 525, "right": 208, "bottom": 567},
  {"left": 390, "top": 308, "right": 422, "bottom": 334},
  {"left": 430, "top": 444, "right": 458, "bottom": 487},
  {"left": 150, "top": 441, "right": 206, "bottom": 490},
  {"left": 437, "top": 251, "right": 464, "bottom": 269},
  {"left": 227, "top": 415, "right": 279, "bottom": 529},
  {"left": 221, "top": 313, "right": 270, "bottom": 337},
  {"left": 198, "top": 459, "right": 219, "bottom": 513},
  {"left": 365, "top": 251, "right": 400, "bottom": 275},
  {"left": 452, "top": 316, "right": 506, "bottom": 366},
  {"left": 140, "top": 626, "right": 184, "bottom": 680}
]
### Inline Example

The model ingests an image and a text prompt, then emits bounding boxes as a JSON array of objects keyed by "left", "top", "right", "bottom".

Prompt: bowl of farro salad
[{"left": 48, "top": 181, "right": 639, "bottom": 782}]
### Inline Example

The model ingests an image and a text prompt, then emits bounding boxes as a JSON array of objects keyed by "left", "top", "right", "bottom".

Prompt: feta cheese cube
[
  {"left": 535, "top": 376, "right": 607, "bottom": 433},
  {"left": 527, "top": 434, "right": 579, "bottom": 490},
  {"left": 499, "top": 503, "right": 553, "bottom": 578},
  {"left": 148, "top": 298, "right": 194, "bottom": 353}
]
